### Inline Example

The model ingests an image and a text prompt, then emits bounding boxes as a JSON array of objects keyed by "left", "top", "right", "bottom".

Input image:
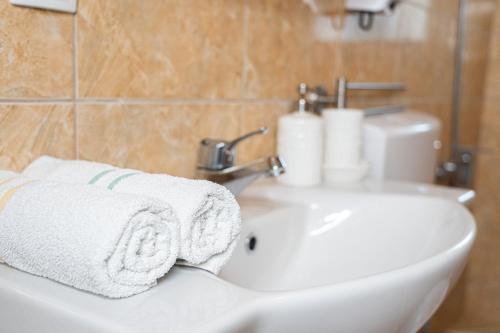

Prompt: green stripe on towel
[
  {"left": 88, "top": 169, "right": 115, "bottom": 185},
  {"left": 108, "top": 172, "right": 140, "bottom": 190}
]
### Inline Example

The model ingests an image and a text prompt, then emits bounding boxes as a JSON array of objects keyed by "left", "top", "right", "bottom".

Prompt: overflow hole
[{"left": 245, "top": 234, "right": 258, "bottom": 253}]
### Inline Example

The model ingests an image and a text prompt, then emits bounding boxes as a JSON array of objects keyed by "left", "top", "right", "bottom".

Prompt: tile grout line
[
  {"left": 0, "top": 99, "right": 292, "bottom": 105},
  {"left": 74, "top": 98, "right": 294, "bottom": 105},
  {"left": 73, "top": 12, "right": 79, "bottom": 101},
  {"left": 0, "top": 96, "right": 458, "bottom": 107},
  {"left": 393, "top": 4, "right": 404, "bottom": 91},
  {"left": 72, "top": 11, "right": 80, "bottom": 159},
  {"left": 239, "top": 0, "right": 249, "bottom": 101},
  {"left": 0, "top": 96, "right": 456, "bottom": 105},
  {"left": 0, "top": 99, "right": 73, "bottom": 104},
  {"left": 238, "top": 0, "right": 250, "bottom": 136}
]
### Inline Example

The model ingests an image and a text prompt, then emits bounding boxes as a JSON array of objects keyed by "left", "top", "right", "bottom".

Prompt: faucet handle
[
  {"left": 227, "top": 127, "right": 268, "bottom": 150},
  {"left": 198, "top": 127, "right": 269, "bottom": 171}
]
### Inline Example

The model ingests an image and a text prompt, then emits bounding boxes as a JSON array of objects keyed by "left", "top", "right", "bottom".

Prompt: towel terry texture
[
  {"left": 0, "top": 171, "right": 179, "bottom": 298},
  {"left": 24, "top": 156, "right": 242, "bottom": 274}
]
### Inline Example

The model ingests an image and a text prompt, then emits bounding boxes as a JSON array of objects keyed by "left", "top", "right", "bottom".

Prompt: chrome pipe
[
  {"left": 346, "top": 82, "right": 406, "bottom": 90},
  {"left": 451, "top": 0, "right": 466, "bottom": 154}
]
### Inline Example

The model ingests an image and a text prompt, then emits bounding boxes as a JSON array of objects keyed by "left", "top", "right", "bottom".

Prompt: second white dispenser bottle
[{"left": 322, "top": 108, "right": 369, "bottom": 183}]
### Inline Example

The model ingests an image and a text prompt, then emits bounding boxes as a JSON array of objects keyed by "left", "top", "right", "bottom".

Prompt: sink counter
[{"left": 0, "top": 179, "right": 476, "bottom": 333}]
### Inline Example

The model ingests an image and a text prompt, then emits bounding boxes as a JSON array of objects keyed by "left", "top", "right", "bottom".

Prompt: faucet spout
[{"left": 198, "top": 156, "right": 286, "bottom": 196}]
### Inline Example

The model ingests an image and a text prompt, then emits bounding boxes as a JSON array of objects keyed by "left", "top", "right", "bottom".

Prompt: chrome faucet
[{"left": 197, "top": 127, "right": 286, "bottom": 196}]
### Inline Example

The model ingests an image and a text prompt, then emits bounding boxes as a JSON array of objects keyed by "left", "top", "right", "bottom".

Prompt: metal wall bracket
[{"left": 436, "top": 146, "right": 475, "bottom": 188}]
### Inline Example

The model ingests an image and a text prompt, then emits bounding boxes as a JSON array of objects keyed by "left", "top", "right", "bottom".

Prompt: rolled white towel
[
  {"left": 24, "top": 156, "right": 241, "bottom": 274},
  {"left": 0, "top": 171, "right": 179, "bottom": 298}
]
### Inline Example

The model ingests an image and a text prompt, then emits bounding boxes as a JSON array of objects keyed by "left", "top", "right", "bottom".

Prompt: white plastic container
[
  {"left": 323, "top": 108, "right": 364, "bottom": 167},
  {"left": 322, "top": 108, "right": 369, "bottom": 184},
  {"left": 277, "top": 112, "right": 323, "bottom": 186},
  {"left": 363, "top": 111, "right": 441, "bottom": 183}
]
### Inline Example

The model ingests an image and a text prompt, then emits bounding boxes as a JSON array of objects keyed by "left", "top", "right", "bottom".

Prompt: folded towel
[
  {"left": 0, "top": 171, "right": 179, "bottom": 298},
  {"left": 24, "top": 156, "right": 242, "bottom": 274}
]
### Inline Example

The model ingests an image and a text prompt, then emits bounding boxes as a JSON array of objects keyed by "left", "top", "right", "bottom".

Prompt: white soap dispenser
[{"left": 277, "top": 83, "right": 324, "bottom": 186}]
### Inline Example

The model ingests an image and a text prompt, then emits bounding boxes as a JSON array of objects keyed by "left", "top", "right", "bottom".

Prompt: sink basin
[{"left": 0, "top": 179, "right": 475, "bottom": 333}]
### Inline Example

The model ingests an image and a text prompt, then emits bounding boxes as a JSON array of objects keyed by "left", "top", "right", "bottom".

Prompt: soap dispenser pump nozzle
[{"left": 297, "top": 83, "right": 309, "bottom": 113}]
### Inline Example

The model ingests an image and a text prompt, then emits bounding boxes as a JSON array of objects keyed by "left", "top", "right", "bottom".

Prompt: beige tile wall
[
  {"left": 456, "top": 2, "right": 500, "bottom": 326},
  {"left": 0, "top": 0, "right": 498, "bottom": 331},
  {"left": 0, "top": 2, "right": 73, "bottom": 98},
  {"left": 0, "top": 104, "right": 75, "bottom": 170},
  {"left": 77, "top": 103, "right": 241, "bottom": 177},
  {"left": 458, "top": 0, "right": 497, "bottom": 148},
  {"left": 430, "top": 1, "right": 500, "bottom": 332},
  {"left": 77, "top": 1, "right": 244, "bottom": 99},
  {"left": 0, "top": 0, "right": 471, "bottom": 176}
]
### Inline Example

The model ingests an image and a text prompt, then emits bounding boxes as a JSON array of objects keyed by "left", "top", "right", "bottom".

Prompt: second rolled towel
[
  {"left": 0, "top": 171, "right": 179, "bottom": 298},
  {"left": 24, "top": 156, "right": 242, "bottom": 274}
]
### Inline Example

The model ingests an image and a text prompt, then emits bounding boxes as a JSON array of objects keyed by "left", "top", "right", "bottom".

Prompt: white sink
[{"left": 0, "top": 179, "right": 475, "bottom": 333}]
